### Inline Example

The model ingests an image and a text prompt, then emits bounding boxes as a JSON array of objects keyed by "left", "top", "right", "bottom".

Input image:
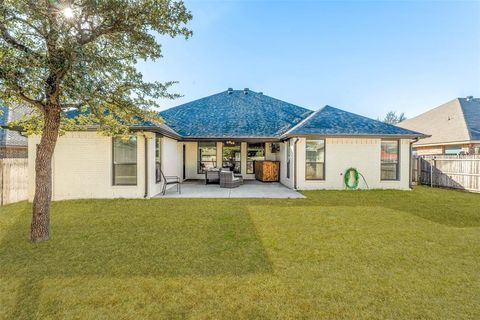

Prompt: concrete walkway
[{"left": 156, "top": 180, "right": 305, "bottom": 199}]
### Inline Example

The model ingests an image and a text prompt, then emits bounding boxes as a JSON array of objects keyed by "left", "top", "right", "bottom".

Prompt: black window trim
[
  {"left": 222, "top": 141, "right": 242, "bottom": 174},
  {"left": 247, "top": 142, "right": 265, "bottom": 174},
  {"left": 197, "top": 141, "right": 217, "bottom": 174},
  {"left": 155, "top": 134, "right": 162, "bottom": 183}
]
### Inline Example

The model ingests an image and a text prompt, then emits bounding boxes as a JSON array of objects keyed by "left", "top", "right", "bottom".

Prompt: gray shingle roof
[
  {"left": 62, "top": 90, "right": 426, "bottom": 140},
  {"left": 64, "top": 109, "right": 181, "bottom": 139},
  {"left": 286, "top": 105, "right": 424, "bottom": 137},
  {"left": 160, "top": 89, "right": 313, "bottom": 138}
]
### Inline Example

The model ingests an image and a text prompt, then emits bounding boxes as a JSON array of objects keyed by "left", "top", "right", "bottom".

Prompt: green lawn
[{"left": 0, "top": 187, "right": 479, "bottom": 319}]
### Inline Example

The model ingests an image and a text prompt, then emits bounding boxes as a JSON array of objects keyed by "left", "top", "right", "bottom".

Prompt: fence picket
[
  {"left": 0, "top": 159, "right": 28, "bottom": 205},
  {"left": 414, "top": 155, "right": 480, "bottom": 192}
]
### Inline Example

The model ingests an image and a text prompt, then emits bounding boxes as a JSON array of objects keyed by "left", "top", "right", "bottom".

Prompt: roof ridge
[
  {"left": 325, "top": 105, "right": 420, "bottom": 131},
  {"left": 457, "top": 97, "right": 479, "bottom": 141},
  {"left": 281, "top": 106, "right": 324, "bottom": 137},
  {"left": 285, "top": 104, "right": 425, "bottom": 137}
]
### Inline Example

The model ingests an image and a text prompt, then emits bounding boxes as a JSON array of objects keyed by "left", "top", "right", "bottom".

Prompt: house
[
  {"left": 27, "top": 88, "right": 425, "bottom": 200},
  {"left": 398, "top": 97, "right": 480, "bottom": 155},
  {"left": 0, "top": 105, "right": 28, "bottom": 158}
]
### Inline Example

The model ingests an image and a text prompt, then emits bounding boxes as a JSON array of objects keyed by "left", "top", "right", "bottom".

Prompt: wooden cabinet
[{"left": 254, "top": 161, "right": 280, "bottom": 182}]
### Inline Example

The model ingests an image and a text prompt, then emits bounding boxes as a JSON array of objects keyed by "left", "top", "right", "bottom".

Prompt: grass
[{"left": 0, "top": 186, "right": 479, "bottom": 319}]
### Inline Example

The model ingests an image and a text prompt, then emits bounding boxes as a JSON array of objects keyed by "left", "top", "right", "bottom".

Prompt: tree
[
  {"left": 381, "top": 111, "right": 407, "bottom": 125},
  {"left": 0, "top": 0, "right": 192, "bottom": 242}
]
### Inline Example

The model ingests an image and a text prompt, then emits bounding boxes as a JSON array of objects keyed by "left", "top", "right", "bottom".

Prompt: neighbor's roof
[
  {"left": 160, "top": 89, "right": 313, "bottom": 138},
  {"left": 398, "top": 97, "right": 480, "bottom": 145},
  {"left": 285, "top": 105, "right": 425, "bottom": 138},
  {"left": 0, "top": 105, "right": 29, "bottom": 146}
]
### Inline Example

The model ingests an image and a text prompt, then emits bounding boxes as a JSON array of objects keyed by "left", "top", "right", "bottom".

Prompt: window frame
[
  {"left": 112, "top": 136, "right": 138, "bottom": 186},
  {"left": 222, "top": 141, "right": 242, "bottom": 174},
  {"left": 197, "top": 141, "right": 217, "bottom": 174},
  {"left": 380, "top": 139, "right": 400, "bottom": 181},
  {"left": 305, "top": 138, "right": 326, "bottom": 181},
  {"left": 286, "top": 140, "right": 291, "bottom": 179},
  {"left": 247, "top": 142, "right": 265, "bottom": 174},
  {"left": 155, "top": 135, "right": 162, "bottom": 183}
]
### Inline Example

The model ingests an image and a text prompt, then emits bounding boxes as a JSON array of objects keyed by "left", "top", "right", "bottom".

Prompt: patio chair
[
  {"left": 221, "top": 167, "right": 243, "bottom": 185},
  {"left": 220, "top": 171, "right": 242, "bottom": 188},
  {"left": 205, "top": 168, "right": 220, "bottom": 184},
  {"left": 161, "top": 169, "right": 181, "bottom": 195}
]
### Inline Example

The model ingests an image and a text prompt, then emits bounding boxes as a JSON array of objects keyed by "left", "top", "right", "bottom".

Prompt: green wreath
[{"left": 344, "top": 168, "right": 360, "bottom": 190}]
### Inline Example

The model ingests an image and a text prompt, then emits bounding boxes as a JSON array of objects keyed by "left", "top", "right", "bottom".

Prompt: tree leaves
[{"left": 0, "top": 0, "right": 192, "bottom": 134}]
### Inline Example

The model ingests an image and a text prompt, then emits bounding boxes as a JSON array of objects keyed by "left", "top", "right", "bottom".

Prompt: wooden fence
[
  {"left": 0, "top": 159, "right": 28, "bottom": 205},
  {"left": 413, "top": 155, "right": 480, "bottom": 192}
]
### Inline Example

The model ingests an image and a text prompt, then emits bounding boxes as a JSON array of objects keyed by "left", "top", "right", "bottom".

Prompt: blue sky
[{"left": 138, "top": 0, "right": 480, "bottom": 119}]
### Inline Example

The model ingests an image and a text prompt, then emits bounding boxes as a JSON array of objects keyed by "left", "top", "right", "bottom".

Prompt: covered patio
[{"left": 157, "top": 180, "right": 305, "bottom": 198}]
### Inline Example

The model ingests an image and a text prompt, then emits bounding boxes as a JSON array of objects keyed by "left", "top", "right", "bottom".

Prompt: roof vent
[
  {"left": 227, "top": 88, "right": 233, "bottom": 94},
  {"left": 244, "top": 88, "right": 249, "bottom": 95},
  {"left": 466, "top": 95, "right": 474, "bottom": 101}
]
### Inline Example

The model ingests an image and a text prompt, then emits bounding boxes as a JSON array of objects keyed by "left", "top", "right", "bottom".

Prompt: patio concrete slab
[{"left": 156, "top": 180, "right": 305, "bottom": 199}]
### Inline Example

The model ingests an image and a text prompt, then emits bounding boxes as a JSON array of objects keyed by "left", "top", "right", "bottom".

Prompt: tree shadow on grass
[
  {"left": 0, "top": 201, "right": 273, "bottom": 278},
  {"left": 0, "top": 200, "right": 273, "bottom": 316}
]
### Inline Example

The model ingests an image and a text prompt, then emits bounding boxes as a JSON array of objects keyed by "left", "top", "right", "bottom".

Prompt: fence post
[{"left": 430, "top": 159, "right": 435, "bottom": 188}]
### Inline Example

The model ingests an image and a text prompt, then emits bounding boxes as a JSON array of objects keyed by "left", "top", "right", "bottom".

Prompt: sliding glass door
[{"left": 222, "top": 141, "right": 241, "bottom": 173}]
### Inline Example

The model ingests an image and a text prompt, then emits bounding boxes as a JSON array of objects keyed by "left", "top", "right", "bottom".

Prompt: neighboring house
[
  {"left": 0, "top": 105, "right": 29, "bottom": 158},
  {"left": 398, "top": 97, "right": 480, "bottom": 155},
  {"left": 27, "top": 88, "right": 425, "bottom": 200}
]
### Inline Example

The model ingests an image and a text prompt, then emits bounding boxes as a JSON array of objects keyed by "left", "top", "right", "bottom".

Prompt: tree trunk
[{"left": 31, "top": 106, "right": 61, "bottom": 242}]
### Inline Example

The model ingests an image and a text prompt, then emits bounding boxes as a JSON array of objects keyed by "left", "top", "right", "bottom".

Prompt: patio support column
[{"left": 241, "top": 142, "right": 247, "bottom": 175}]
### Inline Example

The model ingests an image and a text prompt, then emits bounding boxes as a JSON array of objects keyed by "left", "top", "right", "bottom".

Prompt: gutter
[
  {"left": 282, "top": 133, "right": 430, "bottom": 139},
  {"left": 293, "top": 138, "right": 299, "bottom": 190},
  {"left": 144, "top": 135, "right": 148, "bottom": 198},
  {"left": 409, "top": 137, "right": 419, "bottom": 189}
]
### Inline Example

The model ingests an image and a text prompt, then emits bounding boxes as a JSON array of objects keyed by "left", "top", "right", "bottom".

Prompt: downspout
[
  {"left": 144, "top": 135, "right": 148, "bottom": 198},
  {"left": 293, "top": 138, "right": 299, "bottom": 190},
  {"left": 409, "top": 137, "right": 419, "bottom": 189}
]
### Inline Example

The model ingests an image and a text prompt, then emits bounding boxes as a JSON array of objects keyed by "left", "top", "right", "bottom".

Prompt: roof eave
[
  {"left": 282, "top": 133, "right": 430, "bottom": 139},
  {"left": 179, "top": 136, "right": 281, "bottom": 142}
]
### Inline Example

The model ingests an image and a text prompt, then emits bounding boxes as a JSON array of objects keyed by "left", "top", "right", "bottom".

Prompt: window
[
  {"left": 444, "top": 145, "right": 463, "bottom": 155},
  {"left": 113, "top": 136, "right": 137, "bottom": 185},
  {"left": 155, "top": 135, "right": 162, "bottom": 183},
  {"left": 305, "top": 139, "right": 325, "bottom": 180},
  {"left": 198, "top": 142, "right": 217, "bottom": 173},
  {"left": 247, "top": 143, "right": 265, "bottom": 174},
  {"left": 286, "top": 140, "right": 291, "bottom": 179},
  {"left": 222, "top": 141, "right": 241, "bottom": 173},
  {"left": 381, "top": 140, "right": 399, "bottom": 180}
]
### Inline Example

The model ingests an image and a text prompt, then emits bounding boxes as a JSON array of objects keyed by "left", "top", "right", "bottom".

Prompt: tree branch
[
  {"left": 0, "top": 23, "right": 42, "bottom": 58},
  {"left": 60, "top": 101, "right": 87, "bottom": 109}
]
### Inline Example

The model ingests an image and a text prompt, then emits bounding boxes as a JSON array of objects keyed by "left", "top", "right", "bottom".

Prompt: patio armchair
[
  {"left": 205, "top": 168, "right": 220, "bottom": 184},
  {"left": 221, "top": 167, "right": 243, "bottom": 184},
  {"left": 220, "top": 171, "right": 242, "bottom": 188},
  {"left": 160, "top": 169, "right": 181, "bottom": 195}
]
